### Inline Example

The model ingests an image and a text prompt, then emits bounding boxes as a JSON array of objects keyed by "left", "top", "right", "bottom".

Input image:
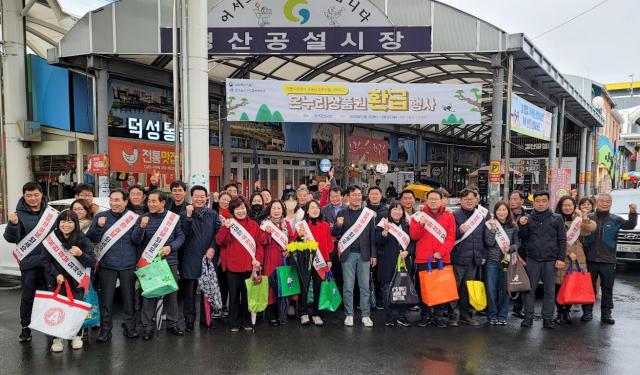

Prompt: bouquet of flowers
[{"left": 286, "top": 240, "right": 319, "bottom": 304}]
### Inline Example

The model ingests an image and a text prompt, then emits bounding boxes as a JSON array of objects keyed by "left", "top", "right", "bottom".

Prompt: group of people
[{"left": 3, "top": 174, "right": 637, "bottom": 352}]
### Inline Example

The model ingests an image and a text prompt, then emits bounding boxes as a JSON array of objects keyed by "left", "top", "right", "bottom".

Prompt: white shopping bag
[{"left": 29, "top": 280, "right": 91, "bottom": 340}]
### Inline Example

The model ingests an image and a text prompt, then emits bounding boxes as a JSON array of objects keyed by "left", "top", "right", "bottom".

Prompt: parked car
[
  {"left": 610, "top": 189, "right": 640, "bottom": 263},
  {"left": 0, "top": 197, "right": 109, "bottom": 277}
]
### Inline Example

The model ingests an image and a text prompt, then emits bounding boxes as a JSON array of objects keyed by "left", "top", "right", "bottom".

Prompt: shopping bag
[
  {"left": 245, "top": 275, "right": 269, "bottom": 313},
  {"left": 319, "top": 271, "right": 342, "bottom": 312},
  {"left": 82, "top": 283, "right": 100, "bottom": 328},
  {"left": 507, "top": 252, "right": 531, "bottom": 293},
  {"left": 418, "top": 258, "right": 459, "bottom": 307},
  {"left": 276, "top": 263, "right": 301, "bottom": 297},
  {"left": 466, "top": 280, "right": 487, "bottom": 311},
  {"left": 135, "top": 257, "right": 178, "bottom": 298},
  {"left": 29, "top": 279, "right": 92, "bottom": 340},
  {"left": 557, "top": 261, "right": 595, "bottom": 305},
  {"left": 389, "top": 255, "right": 420, "bottom": 305}
]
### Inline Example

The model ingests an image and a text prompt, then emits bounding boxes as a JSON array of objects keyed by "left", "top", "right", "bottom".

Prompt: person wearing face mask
[
  {"left": 180, "top": 186, "right": 222, "bottom": 332},
  {"left": 131, "top": 191, "right": 185, "bottom": 340},
  {"left": 295, "top": 200, "right": 333, "bottom": 326},
  {"left": 249, "top": 193, "right": 265, "bottom": 224},
  {"left": 484, "top": 201, "right": 520, "bottom": 326},
  {"left": 41, "top": 210, "right": 95, "bottom": 352},
  {"left": 552, "top": 196, "right": 596, "bottom": 325},
  {"left": 216, "top": 197, "right": 264, "bottom": 332},
  {"left": 259, "top": 200, "right": 295, "bottom": 326},
  {"left": 377, "top": 203, "right": 415, "bottom": 327}
]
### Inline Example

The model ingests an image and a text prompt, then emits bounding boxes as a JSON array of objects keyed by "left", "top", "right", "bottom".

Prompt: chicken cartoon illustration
[{"left": 122, "top": 148, "right": 139, "bottom": 167}]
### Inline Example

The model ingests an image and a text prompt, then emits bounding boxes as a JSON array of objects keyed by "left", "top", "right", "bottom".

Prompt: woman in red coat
[
  {"left": 259, "top": 200, "right": 295, "bottom": 326},
  {"left": 296, "top": 199, "right": 333, "bottom": 326},
  {"left": 215, "top": 196, "right": 264, "bottom": 332}
]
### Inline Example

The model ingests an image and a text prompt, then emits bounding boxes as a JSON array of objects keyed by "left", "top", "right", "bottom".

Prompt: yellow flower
[{"left": 308, "top": 241, "right": 319, "bottom": 250}]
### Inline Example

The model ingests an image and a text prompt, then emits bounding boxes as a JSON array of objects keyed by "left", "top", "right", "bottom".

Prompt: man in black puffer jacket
[
  {"left": 132, "top": 190, "right": 185, "bottom": 340},
  {"left": 3, "top": 182, "right": 52, "bottom": 343},
  {"left": 451, "top": 188, "right": 488, "bottom": 327},
  {"left": 518, "top": 191, "right": 567, "bottom": 329}
]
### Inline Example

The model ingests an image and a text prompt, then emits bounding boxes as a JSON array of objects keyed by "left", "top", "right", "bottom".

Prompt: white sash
[
  {"left": 566, "top": 216, "right": 583, "bottom": 247},
  {"left": 295, "top": 220, "right": 316, "bottom": 242},
  {"left": 412, "top": 211, "right": 447, "bottom": 244},
  {"left": 94, "top": 211, "right": 139, "bottom": 262},
  {"left": 377, "top": 218, "right": 410, "bottom": 250},
  {"left": 43, "top": 233, "right": 91, "bottom": 290},
  {"left": 455, "top": 208, "right": 485, "bottom": 245},
  {"left": 477, "top": 205, "right": 488, "bottom": 217},
  {"left": 260, "top": 220, "right": 288, "bottom": 250},
  {"left": 229, "top": 219, "right": 257, "bottom": 261},
  {"left": 296, "top": 220, "right": 329, "bottom": 278},
  {"left": 137, "top": 211, "right": 180, "bottom": 268},
  {"left": 337, "top": 207, "right": 376, "bottom": 256},
  {"left": 12, "top": 206, "right": 60, "bottom": 263},
  {"left": 486, "top": 220, "right": 511, "bottom": 254}
]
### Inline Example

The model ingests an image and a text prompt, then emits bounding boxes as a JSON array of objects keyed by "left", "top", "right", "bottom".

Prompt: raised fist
[
  {"left": 98, "top": 217, "right": 107, "bottom": 227},
  {"left": 630, "top": 203, "right": 637, "bottom": 213},
  {"left": 8, "top": 212, "right": 18, "bottom": 225},
  {"left": 140, "top": 216, "right": 150, "bottom": 229},
  {"left": 186, "top": 204, "right": 194, "bottom": 217},
  {"left": 519, "top": 216, "right": 529, "bottom": 225},
  {"left": 336, "top": 217, "right": 344, "bottom": 226}
]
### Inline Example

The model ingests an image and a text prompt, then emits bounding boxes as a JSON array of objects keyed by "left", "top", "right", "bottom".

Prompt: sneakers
[
  {"left": 581, "top": 313, "right": 593, "bottom": 322},
  {"left": 97, "top": 331, "right": 112, "bottom": 342},
  {"left": 300, "top": 315, "right": 310, "bottom": 326},
  {"left": 312, "top": 316, "right": 324, "bottom": 326},
  {"left": 230, "top": 327, "right": 240, "bottom": 333},
  {"left": 460, "top": 317, "right": 480, "bottom": 326},
  {"left": 521, "top": 318, "right": 533, "bottom": 328},
  {"left": 51, "top": 338, "right": 64, "bottom": 353},
  {"left": 489, "top": 319, "right": 499, "bottom": 325},
  {"left": 416, "top": 317, "right": 431, "bottom": 327},
  {"left": 447, "top": 320, "right": 460, "bottom": 327},
  {"left": 432, "top": 318, "right": 447, "bottom": 329},
  {"left": 384, "top": 320, "right": 396, "bottom": 327},
  {"left": 71, "top": 336, "right": 83, "bottom": 350},
  {"left": 362, "top": 317, "right": 374, "bottom": 327},
  {"left": 19, "top": 327, "right": 32, "bottom": 343},
  {"left": 543, "top": 319, "right": 556, "bottom": 329},
  {"left": 601, "top": 316, "right": 615, "bottom": 325},
  {"left": 344, "top": 316, "right": 354, "bottom": 327},
  {"left": 497, "top": 320, "right": 507, "bottom": 326},
  {"left": 396, "top": 318, "right": 412, "bottom": 327}
]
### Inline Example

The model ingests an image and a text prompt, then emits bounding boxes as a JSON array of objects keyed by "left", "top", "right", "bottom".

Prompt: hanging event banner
[
  {"left": 225, "top": 79, "right": 482, "bottom": 125},
  {"left": 510, "top": 94, "right": 552, "bottom": 141},
  {"left": 160, "top": 1, "right": 431, "bottom": 55}
]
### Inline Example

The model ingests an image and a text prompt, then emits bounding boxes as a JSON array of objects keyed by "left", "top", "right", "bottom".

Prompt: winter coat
[
  {"left": 555, "top": 214, "right": 596, "bottom": 284},
  {"left": 331, "top": 206, "right": 377, "bottom": 261},
  {"left": 452, "top": 208, "right": 488, "bottom": 266},
  {"left": 86, "top": 210, "right": 139, "bottom": 271},
  {"left": 259, "top": 219, "right": 295, "bottom": 304},
  {"left": 3, "top": 197, "right": 51, "bottom": 271},
  {"left": 376, "top": 221, "right": 415, "bottom": 284},
  {"left": 41, "top": 234, "right": 95, "bottom": 289},
  {"left": 131, "top": 210, "right": 185, "bottom": 267},
  {"left": 483, "top": 222, "right": 520, "bottom": 263},
  {"left": 583, "top": 211, "right": 638, "bottom": 264},
  {"left": 366, "top": 201, "right": 389, "bottom": 225},
  {"left": 409, "top": 205, "right": 456, "bottom": 264},
  {"left": 518, "top": 209, "right": 567, "bottom": 262},
  {"left": 180, "top": 207, "right": 222, "bottom": 279},
  {"left": 216, "top": 217, "right": 265, "bottom": 273}
]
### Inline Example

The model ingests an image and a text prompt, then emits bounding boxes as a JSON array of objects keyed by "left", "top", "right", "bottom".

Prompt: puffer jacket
[
  {"left": 3, "top": 197, "right": 51, "bottom": 271},
  {"left": 86, "top": 210, "right": 139, "bottom": 271},
  {"left": 483, "top": 221, "right": 520, "bottom": 263},
  {"left": 555, "top": 213, "right": 597, "bottom": 284},
  {"left": 583, "top": 210, "right": 637, "bottom": 264},
  {"left": 131, "top": 210, "right": 185, "bottom": 267},
  {"left": 518, "top": 209, "right": 567, "bottom": 262},
  {"left": 452, "top": 208, "right": 487, "bottom": 266}
]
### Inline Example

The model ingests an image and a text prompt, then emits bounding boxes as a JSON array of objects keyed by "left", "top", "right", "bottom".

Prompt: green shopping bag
[
  {"left": 319, "top": 271, "right": 342, "bottom": 312},
  {"left": 276, "top": 259, "right": 301, "bottom": 297},
  {"left": 135, "top": 256, "right": 178, "bottom": 298},
  {"left": 245, "top": 276, "right": 269, "bottom": 313}
]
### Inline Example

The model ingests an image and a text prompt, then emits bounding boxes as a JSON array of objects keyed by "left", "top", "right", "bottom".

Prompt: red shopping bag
[
  {"left": 418, "top": 259, "right": 459, "bottom": 307},
  {"left": 556, "top": 261, "right": 596, "bottom": 305}
]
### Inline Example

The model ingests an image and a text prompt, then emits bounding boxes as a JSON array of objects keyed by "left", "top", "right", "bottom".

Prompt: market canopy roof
[{"left": 45, "top": 0, "right": 604, "bottom": 145}]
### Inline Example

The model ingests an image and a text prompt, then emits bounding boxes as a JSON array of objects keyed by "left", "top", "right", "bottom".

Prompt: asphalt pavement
[{"left": 1, "top": 265, "right": 639, "bottom": 375}]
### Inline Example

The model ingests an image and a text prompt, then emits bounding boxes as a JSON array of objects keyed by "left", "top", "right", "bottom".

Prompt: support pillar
[
  {"left": 2, "top": 0, "right": 32, "bottom": 212},
  {"left": 548, "top": 106, "right": 559, "bottom": 185},
  {"left": 181, "top": 0, "right": 209, "bottom": 191},
  {"left": 342, "top": 124, "right": 349, "bottom": 188},
  {"left": 585, "top": 130, "right": 594, "bottom": 196},
  {"left": 488, "top": 53, "right": 504, "bottom": 211},
  {"left": 95, "top": 69, "right": 110, "bottom": 197}
]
